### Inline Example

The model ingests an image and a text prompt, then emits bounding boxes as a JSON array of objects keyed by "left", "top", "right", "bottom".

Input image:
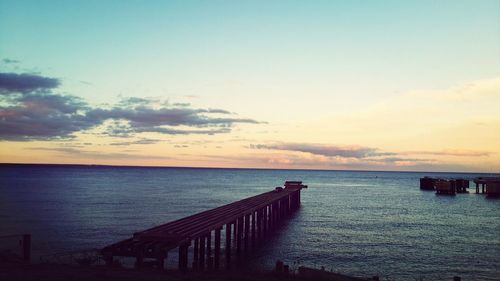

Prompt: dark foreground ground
[{"left": 0, "top": 262, "right": 371, "bottom": 281}]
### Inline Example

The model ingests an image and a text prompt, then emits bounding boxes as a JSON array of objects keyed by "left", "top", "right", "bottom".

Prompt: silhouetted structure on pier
[
  {"left": 101, "top": 181, "right": 307, "bottom": 271},
  {"left": 420, "top": 176, "right": 500, "bottom": 197},
  {"left": 419, "top": 177, "right": 435, "bottom": 190},
  {"left": 473, "top": 177, "right": 500, "bottom": 196},
  {"left": 420, "top": 177, "right": 469, "bottom": 195}
]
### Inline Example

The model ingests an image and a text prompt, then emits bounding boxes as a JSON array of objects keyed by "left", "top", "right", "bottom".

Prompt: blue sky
[
  {"left": 1, "top": 0, "right": 500, "bottom": 171},
  {"left": 2, "top": 1, "right": 498, "bottom": 97}
]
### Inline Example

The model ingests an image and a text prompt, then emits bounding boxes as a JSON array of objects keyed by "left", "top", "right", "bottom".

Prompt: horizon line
[{"left": 1, "top": 162, "right": 499, "bottom": 175}]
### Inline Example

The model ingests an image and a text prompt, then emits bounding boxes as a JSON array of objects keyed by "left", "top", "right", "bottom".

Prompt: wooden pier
[{"left": 101, "top": 181, "right": 307, "bottom": 271}]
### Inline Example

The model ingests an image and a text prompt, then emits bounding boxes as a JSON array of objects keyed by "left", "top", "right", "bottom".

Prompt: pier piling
[
  {"left": 214, "top": 228, "right": 221, "bottom": 269},
  {"left": 22, "top": 234, "right": 31, "bottom": 262},
  {"left": 225, "top": 223, "right": 231, "bottom": 268}
]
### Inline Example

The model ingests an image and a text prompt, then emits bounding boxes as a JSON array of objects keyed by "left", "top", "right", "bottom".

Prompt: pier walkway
[{"left": 101, "top": 181, "right": 307, "bottom": 271}]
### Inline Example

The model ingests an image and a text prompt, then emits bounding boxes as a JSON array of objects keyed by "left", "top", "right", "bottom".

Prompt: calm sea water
[{"left": 1, "top": 164, "right": 499, "bottom": 280}]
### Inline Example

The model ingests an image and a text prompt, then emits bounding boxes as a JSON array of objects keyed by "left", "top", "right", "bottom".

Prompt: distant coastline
[{"left": 1, "top": 162, "right": 499, "bottom": 175}]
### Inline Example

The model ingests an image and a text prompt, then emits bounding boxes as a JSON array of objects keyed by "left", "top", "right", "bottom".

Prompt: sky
[{"left": 1, "top": 0, "right": 499, "bottom": 172}]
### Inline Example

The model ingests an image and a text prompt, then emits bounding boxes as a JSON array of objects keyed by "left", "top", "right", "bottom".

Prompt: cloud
[
  {"left": 79, "top": 80, "right": 92, "bottom": 85},
  {"left": 201, "top": 152, "right": 433, "bottom": 170},
  {"left": 245, "top": 141, "right": 493, "bottom": 171},
  {"left": 341, "top": 77, "right": 500, "bottom": 138},
  {"left": 118, "top": 97, "right": 157, "bottom": 107},
  {"left": 250, "top": 143, "right": 395, "bottom": 159},
  {"left": 109, "top": 138, "right": 161, "bottom": 146},
  {"left": 406, "top": 150, "right": 491, "bottom": 157},
  {"left": 88, "top": 106, "right": 257, "bottom": 129},
  {"left": 89, "top": 102, "right": 261, "bottom": 137},
  {"left": 0, "top": 92, "right": 96, "bottom": 141},
  {"left": 135, "top": 126, "right": 232, "bottom": 135},
  {"left": 2, "top": 58, "right": 20, "bottom": 64},
  {"left": 368, "top": 156, "right": 432, "bottom": 164},
  {"left": 0, "top": 72, "right": 60, "bottom": 94},
  {"left": 18, "top": 91, "right": 89, "bottom": 113},
  {"left": 246, "top": 142, "right": 439, "bottom": 169},
  {"left": 174, "top": 144, "right": 189, "bottom": 148},
  {"left": 202, "top": 153, "right": 325, "bottom": 167},
  {"left": 0, "top": 72, "right": 262, "bottom": 141},
  {"left": 409, "top": 77, "right": 500, "bottom": 102},
  {"left": 28, "top": 147, "right": 169, "bottom": 160},
  {"left": 172, "top": 102, "right": 191, "bottom": 107}
]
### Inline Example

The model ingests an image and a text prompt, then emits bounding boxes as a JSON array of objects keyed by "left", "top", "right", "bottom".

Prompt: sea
[{"left": 0, "top": 164, "right": 499, "bottom": 280}]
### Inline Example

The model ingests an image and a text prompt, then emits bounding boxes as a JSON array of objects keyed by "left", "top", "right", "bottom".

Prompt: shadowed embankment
[{"left": 0, "top": 261, "right": 371, "bottom": 281}]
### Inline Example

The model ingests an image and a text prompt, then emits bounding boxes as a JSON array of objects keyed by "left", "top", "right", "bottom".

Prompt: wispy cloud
[
  {"left": 174, "top": 144, "right": 189, "bottom": 148},
  {"left": 405, "top": 150, "right": 491, "bottom": 157},
  {"left": 109, "top": 138, "right": 161, "bottom": 146},
  {"left": 172, "top": 102, "right": 191, "bottom": 107},
  {"left": 29, "top": 147, "right": 168, "bottom": 160},
  {"left": 408, "top": 77, "right": 500, "bottom": 102},
  {"left": 246, "top": 142, "right": 437, "bottom": 169},
  {"left": 2, "top": 58, "right": 20, "bottom": 64},
  {"left": 135, "top": 126, "right": 232, "bottom": 135},
  {"left": 367, "top": 156, "right": 432, "bottom": 164},
  {"left": 249, "top": 143, "right": 395, "bottom": 159},
  {"left": 200, "top": 151, "right": 434, "bottom": 170}
]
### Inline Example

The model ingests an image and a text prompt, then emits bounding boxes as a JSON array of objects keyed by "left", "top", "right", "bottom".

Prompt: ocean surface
[{"left": 1, "top": 164, "right": 499, "bottom": 280}]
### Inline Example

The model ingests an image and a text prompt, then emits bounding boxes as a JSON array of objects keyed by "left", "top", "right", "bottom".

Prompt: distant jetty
[{"left": 420, "top": 176, "right": 500, "bottom": 196}]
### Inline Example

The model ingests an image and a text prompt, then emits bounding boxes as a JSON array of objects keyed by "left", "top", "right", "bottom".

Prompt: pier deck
[{"left": 102, "top": 181, "right": 306, "bottom": 271}]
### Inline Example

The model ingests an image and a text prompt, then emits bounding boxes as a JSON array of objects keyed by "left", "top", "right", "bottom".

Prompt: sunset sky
[{"left": 1, "top": 0, "right": 499, "bottom": 172}]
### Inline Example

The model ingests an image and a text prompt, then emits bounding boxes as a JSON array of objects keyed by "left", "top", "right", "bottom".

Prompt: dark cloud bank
[
  {"left": 0, "top": 72, "right": 60, "bottom": 93},
  {"left": 0, "top": 72, "right": 261, "bottom": 141}
]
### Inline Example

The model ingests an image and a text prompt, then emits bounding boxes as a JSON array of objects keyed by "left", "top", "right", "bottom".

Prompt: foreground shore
[{"left": 0, "top": 261, "right": 371, "bottom": 281}]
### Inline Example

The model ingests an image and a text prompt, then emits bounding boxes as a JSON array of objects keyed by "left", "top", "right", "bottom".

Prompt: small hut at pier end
[
  {"left": 420, "top": 177, "right": 436, "bottom": 190},
  {"left": 474, "top": 177, "right": 500, "bottom": 197},
  {"left": 434, "top": 179, "right": 456, "bottom": 195}
]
